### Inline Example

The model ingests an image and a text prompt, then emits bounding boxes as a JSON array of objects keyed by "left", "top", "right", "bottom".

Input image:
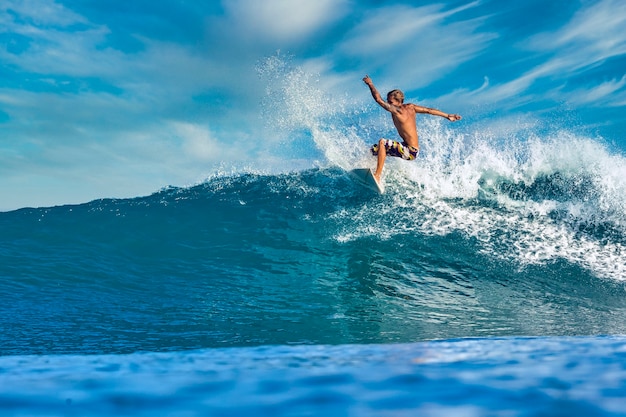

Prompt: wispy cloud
[
  {"left": 529, "top": 0, "right": 626, "bottom": 62},
  {"left": 222, "top": 0, "right": 350, "bottom": 45},
  {"left": 0, "top": 0, "right": 86, "bottom": 26},
  {"left": 338, "top": 2, "right": 496, "bottom": 88},
  {"left": 435, "top": 0, "right": 626, "bottom": 113},
  {"left": 562, "top": 75, "right": 626, "bottom": 107}
]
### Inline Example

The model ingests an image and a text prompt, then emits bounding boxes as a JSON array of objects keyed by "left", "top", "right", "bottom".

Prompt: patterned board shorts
[{"left": 370, "top": 139, "right": 419, "bottom": 161}]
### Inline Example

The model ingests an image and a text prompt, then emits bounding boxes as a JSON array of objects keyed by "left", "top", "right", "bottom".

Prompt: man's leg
[{"left": 373, "top": 138, "right": 386, "bottom": 182}]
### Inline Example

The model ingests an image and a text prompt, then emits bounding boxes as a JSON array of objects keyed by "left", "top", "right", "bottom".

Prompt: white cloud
[
  {"left": 435, "top": 0, "right": 626, "bottom": 112},
  {"left": 338, "top": 2, "right": 495, "bottom": 88},
  {"left": 562, "top": 75, "right": 626, "bottom": 107},
  {"left": 0, "top": 2, "right": 123, "bottom": 79},
  {"left": 1, "top": 0, "right": 86, "bottom": 27},
  {"left": 340, "top": 4, "right": 442, "bottom": 54},
  {"left": 173, "top": 122, "right": 224, "bottom": 161},
  {"left": 0, "top": 17, "right": 216, "bottom": 99},
  {"left": 531, "top": 0, "right": 626, "bottom": 57},
  {"left": 0, "top": 26, "right": 121, "bottom": 78},
  {"left": 0, "top": 1, "right": 257, "bottom": 101},
  {"left": 521, "top": 0, "right": 626, "bottom": 80},
  {"left": 222, "top": 0, "right": 350, "bottom": 44}
]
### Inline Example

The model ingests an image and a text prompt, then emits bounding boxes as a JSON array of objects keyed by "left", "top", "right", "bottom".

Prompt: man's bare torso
[{"left": 390, "top": 104, "right": 419, "bottom": 149}]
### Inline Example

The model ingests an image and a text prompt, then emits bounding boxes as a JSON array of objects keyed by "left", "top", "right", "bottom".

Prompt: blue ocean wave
[{"left": 1, "top": 168, "right": 626, "bottom": 356}]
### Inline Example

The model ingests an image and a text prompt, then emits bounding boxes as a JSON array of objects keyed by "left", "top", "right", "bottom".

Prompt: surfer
[{"left": 363, "top": 75, "right": 462, "bottom": 182}]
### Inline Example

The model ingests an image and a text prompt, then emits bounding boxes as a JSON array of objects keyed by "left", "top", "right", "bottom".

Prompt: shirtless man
[{"left": 363, "top": 75, "right": 462, "bottom": 182}]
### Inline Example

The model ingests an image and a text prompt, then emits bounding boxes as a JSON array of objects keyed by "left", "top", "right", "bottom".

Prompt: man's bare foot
[{"left": 448, "top": 114, "right": 462, "bottom": 121}]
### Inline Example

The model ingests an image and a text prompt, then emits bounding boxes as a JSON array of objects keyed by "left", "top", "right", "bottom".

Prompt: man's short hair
[{"left": 387, "top": 89, "right": 404, "bottom": 103}]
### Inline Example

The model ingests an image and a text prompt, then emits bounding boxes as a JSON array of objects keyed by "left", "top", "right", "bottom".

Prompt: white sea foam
[
  {"left": 260, "top": 56, "right": 626, "bottom": 281},
  {"left": 330, "top": 126, "right": 626, "bottom": 281}
]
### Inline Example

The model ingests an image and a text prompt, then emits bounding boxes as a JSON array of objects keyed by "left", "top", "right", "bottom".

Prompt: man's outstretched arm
[
  {"left": 363, "top": 75, "right": 392, "bottom": 111},
  {"left": 413, "top": 104, "right": 462, "bottom": 121}
]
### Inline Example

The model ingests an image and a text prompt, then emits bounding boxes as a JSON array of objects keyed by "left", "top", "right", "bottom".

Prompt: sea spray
[
  {"left": 256, "top": 55, "right": 626, "bottom": 280},
  {"left": 257, "top": 53, "right": 378, "bottom": 170}
]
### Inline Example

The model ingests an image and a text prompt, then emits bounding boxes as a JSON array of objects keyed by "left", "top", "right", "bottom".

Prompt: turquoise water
[
  {"left": 2, "top": 336, "right": 626, "bottom": 416},
  {"left": 2, "top": 159, "right": 626, "bottom": 414},
  {"left": 3, "top": 168, "right": 626, "bottom": 355}
]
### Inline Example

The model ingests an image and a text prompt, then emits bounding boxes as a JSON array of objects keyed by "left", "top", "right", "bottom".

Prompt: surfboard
[{"left": 349, "top": 168, "right": 385, "bottom": 194}]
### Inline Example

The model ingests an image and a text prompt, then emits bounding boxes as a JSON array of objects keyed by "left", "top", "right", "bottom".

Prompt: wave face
[{"left": 2, "top": 159, "right": 626, "bottom": 355}]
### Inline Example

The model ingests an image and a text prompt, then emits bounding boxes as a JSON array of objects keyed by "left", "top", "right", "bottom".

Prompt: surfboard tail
[{"left": 348, "top": 168, "right": 384, "bottom": 194}]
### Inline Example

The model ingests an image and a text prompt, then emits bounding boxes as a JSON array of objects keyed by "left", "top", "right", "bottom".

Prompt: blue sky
[{"left": 1, "top": 0, "right": 625, "bottom": 210}]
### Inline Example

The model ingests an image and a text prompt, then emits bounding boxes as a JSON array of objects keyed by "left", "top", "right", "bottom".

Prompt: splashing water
[{"left": 257, "top": 55, "right": 626, "bottom": 280}]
